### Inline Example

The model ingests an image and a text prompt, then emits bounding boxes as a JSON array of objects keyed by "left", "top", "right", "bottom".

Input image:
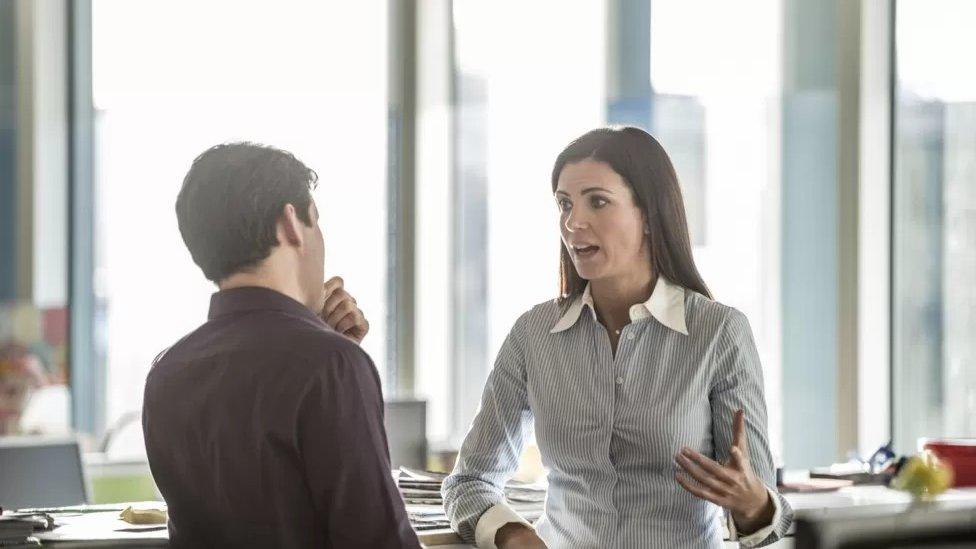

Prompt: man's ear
[{"left": 278, "top": 203, "right": 305, "bottom": 247}]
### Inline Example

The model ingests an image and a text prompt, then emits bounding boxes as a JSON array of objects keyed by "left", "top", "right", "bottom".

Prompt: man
[{"left": 143, "top": 142, "right": 421, "bottom": 548}]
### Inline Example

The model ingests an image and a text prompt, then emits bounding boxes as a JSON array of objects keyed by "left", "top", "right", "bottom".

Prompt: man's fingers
[
  {"left": 322, "top": 288, "right": 353, "bottom": 316},
  {"left": 334, "top": 311, "right": 369, "bottom": 343},
  {"left": 333, "top": 310, "right": 364, "bottom": 335},
  {"left": 680, "top": 448, "right": 735, "bottom": 484},
  {"left": 675, "top": 473, "right": 725, "bottom": 507},
  {"left": 326, "top": 299, "right": 358, "bottom": 328},
  {"left": 323, "top": 276, "right": 344, "bottom": 299},
  {"left": 676, "top": 453, "right": 732, "bottom": 495}
]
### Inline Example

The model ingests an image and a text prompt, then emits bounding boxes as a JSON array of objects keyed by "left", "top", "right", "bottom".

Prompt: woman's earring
[{"left": 643, "top": 226, "right": 651, "bottom": 235}]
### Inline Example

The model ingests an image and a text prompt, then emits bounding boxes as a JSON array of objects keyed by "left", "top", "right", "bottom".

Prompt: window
[
  {"left": 80, "top": 1, "right": 804, "bottom": 462},
  {"left": 91, "top": 0, "right": 388, "bottom": 457},
  {"left": 415, "top": 0, "right": 606, "bottom": 444},
  {"left": 649, "top": 0, "right": 783, "bottom": 459},
  {"left": 417, "top": 0, "right": 786, "bottom": 456},
  {"left": 1, "top": 0, "right": 71, "bottom": 438},
  {"left": 893, "top": 0, "right": 976, "bottom": 451}
]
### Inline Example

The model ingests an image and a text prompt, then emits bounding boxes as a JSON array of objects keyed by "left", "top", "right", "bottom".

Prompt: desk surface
[
  {"left": 416, "top": 486, "right": 976, "bottom": 547},
  {"left": 19, "top": 487, "right": 976, "bottom": 547},
  {"left": 26, "top": 504, "right": 167, "bottom": 547}
]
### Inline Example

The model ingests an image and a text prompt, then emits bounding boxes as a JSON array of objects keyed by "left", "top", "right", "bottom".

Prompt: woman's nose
[{"left": 564, "top": 208, "right": 588, "bottom": 232}]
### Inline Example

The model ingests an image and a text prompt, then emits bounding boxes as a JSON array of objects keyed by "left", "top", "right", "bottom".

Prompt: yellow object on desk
[
  {"left": 891, "top": 450, "right": 953, "bottom": 501},
  {"left": 119, "top": 505, "right": 168, "bottom": 525}
]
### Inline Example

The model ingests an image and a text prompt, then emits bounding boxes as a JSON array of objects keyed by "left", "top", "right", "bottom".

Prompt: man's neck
[{"left": 219, "top": 270, "right": 311, "bottom": 310}]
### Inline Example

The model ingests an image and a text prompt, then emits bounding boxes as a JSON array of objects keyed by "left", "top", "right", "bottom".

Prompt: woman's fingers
[
  {"left": 732, "top": 409, "right": 751, "bottom": 455},
  {"left": 730, "top": 446, "right": 750, "bottom": 472},
  {"left": 679, "top": 447, "right": 736, "bottom": 484},
  {"left": 676, "top": 453, "right": 731, "bottom": 495},
  {"left": 731, "top": 409, "right": 744, "bottom": 448},
  {"left": 675, "top": 473, "right": 726, "bottom": 507}
]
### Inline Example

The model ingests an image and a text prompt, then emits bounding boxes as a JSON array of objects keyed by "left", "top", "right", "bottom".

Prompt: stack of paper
[
  {"left": 393, "top": 467, "right": 547, "bottom": 534},
  {"left": 396, "top": 467, "right": 446, "bottom": 506},
  {"left": 0, "top": 515, "right": 41, "bottom": 548}
]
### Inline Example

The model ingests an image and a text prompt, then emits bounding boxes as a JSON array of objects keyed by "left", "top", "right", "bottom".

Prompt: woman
[{"left": 442, "top": 127, "right": 792, "bottom": 548}]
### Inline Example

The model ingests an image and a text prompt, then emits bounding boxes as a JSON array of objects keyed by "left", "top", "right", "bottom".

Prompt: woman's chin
[{"left": 573, "top": 266, "right": 602, "bottom": 281}]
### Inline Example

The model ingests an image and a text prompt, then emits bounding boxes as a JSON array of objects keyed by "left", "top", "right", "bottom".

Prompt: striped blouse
[{"left": 442, "top": 277, "right": 793, "bottom": 548}]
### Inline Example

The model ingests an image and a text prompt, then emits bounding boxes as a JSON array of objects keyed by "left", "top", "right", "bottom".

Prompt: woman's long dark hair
[{"left": 552, "top": 126, "right": 712, "bottom": 301}]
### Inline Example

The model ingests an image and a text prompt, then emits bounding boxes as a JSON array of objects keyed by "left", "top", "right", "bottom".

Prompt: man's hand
[
  {"left": 320, "top": 276, "right": 369, "bottom": 344},
  {"left": 674, "top": 409, "right": 775, "bottom": 535},
  {"left": 496, "top": 523, "right": 547, "bottom": 549}
]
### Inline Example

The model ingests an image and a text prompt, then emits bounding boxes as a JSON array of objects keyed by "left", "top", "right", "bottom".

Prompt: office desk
[
  {"left": 25, "top": 504, "right": 167, "bottom": 547},
  {"left": 418, "top": 486, "right": 976, "bottom": 547},
  {"left": 19, "top": 487, "right": 976, "bottom": 547}
]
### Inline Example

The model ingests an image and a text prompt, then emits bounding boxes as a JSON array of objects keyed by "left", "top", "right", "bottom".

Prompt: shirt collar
[
  {"left": 208, "top": 286, "right": 326, "bottom": 327},
  {"left": 549, "top": 276, "right": 689, "bottom": 335}
]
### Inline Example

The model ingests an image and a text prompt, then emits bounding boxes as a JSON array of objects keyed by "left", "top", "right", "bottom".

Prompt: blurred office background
[{"left": 0, "top": 0, "right": 973, "bottom": 502}]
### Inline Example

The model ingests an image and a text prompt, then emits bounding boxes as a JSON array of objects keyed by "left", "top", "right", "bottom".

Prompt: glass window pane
[
  {"left": 651, "top": 0, "right": 784, "bottom": 459},
  {"left": 1, "top": 1, "right": 71, "bottom": 438},
  {"left": 92, "top": 0, "right": 387, "bottom": 457},
  {"left": 893, "top": 0, "right": 976, "bottom": 451},
  {"left": 422, "top": 0, "right": 784, "bottom": 458},
  {"left": 416, "top": 0, "right": 606, "bottom": 442}
]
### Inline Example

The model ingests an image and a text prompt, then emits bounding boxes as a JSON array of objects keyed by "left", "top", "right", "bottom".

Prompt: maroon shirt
[{"left": 143, "top": 286, "right": 420, "bottom": 549}]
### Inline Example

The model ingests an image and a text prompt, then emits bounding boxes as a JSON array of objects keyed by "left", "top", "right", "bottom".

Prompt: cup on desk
[{"left": 920, "top": 438, "right": 976, "bottom": 487}]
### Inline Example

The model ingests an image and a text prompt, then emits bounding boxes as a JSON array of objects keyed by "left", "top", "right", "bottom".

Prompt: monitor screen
[
  {"left": 384, "top": 400, "right": 427, "bottom": 470},
  {"left": 0, "top": 437, "right": 88, "bottom": 509}
]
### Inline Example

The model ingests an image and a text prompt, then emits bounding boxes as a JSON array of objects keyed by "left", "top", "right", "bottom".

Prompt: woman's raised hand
[{"left": 674, "top": 409, "right": 774, "bottom": 534}]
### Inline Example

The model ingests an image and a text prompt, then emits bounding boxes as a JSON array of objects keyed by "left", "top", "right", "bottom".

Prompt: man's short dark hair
[{"left": 176, "top": 142, "right": 319, "bottom": 282}]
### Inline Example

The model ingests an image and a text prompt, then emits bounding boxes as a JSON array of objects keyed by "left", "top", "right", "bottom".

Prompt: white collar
[{"left": 549, "top": 276, "right": 689, "bottom": 336}]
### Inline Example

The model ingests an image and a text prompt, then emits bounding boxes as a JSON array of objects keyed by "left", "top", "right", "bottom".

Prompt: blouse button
[
  {"left": 615, "top": 376, "right": 624, "bottom": 385},
  {"left": 627, "top": 333, "right": 635, "bottom": 341}
]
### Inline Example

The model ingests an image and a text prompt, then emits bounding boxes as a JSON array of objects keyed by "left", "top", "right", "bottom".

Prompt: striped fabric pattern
[{"left": 442, "top": 285, "right": 793, "bottom": 548}]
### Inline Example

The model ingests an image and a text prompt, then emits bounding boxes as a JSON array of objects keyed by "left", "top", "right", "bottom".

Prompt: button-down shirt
[
  {"left": 442, "top": 277, "right": 792, "bottom": 548},
  {"left": 143, "top": 286, "right": 420, "bottom": 549}
]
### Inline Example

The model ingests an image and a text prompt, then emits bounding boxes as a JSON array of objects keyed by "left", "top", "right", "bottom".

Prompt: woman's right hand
[{"left": 496, "top": 523, "right": 547, "bottom": 548}]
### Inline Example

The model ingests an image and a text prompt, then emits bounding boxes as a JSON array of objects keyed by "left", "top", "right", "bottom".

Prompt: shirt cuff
[
  {"left": 729, "top": 487, "right": 782, "bottom": 547},
  {"left": 474, "top": 502, "right": 533, "bottom": 549}
]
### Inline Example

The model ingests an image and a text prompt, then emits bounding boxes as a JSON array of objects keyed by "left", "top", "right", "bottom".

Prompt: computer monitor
[
  {"left": 795, "top": 504, "right": 976, "bottom": 548},
  {"left": 384, "top": 399, "right": 427, "bottom": 470},
  {"left": 0, "top": 436, "right": 89, "bottom": 509}
]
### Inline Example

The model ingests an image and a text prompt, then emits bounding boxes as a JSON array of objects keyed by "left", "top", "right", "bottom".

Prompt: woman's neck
[{"left": 590, "top": 269, "right": 657, "bottom": 332}]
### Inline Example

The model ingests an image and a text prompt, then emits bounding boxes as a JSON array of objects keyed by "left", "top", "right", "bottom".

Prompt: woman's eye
[
  {"left": 558, "top": 199, "right": 572, "bottom": 212},
  {"left": 590, "top": 196, "right": 609, "bottom": 208}
]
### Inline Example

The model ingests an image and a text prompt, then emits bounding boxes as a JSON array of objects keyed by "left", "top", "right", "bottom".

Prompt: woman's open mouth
[{"left": 573, "top": 244, "right": 600, "bottom": 259}]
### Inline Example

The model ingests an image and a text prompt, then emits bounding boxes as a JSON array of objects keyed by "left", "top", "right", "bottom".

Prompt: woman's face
[{"left": 556, "top": 159, "right": 650, "bottom": 284}]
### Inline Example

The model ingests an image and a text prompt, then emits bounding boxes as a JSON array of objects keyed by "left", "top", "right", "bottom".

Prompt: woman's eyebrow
[{"left": 555, "top": 186, "right": 614, "bottom": 197}]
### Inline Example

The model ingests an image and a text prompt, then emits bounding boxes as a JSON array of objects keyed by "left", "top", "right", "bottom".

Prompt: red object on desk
[{"left": 923, "top": 439, "right": 976, "bottom": 487}]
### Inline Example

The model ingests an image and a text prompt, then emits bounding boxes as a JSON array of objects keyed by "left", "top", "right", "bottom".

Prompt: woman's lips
[{"left": 573, "top": 245, "right": 600, "bottom": 259}]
